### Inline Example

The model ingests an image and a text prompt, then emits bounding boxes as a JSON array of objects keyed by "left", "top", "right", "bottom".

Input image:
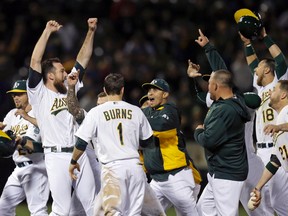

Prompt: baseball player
[
  {"left": 66, "top": 72, "right": 103, "bottom": 215},
  {"left": 0, "top": 80, "right": 49, "bottom": 216},
  {"left": 139, "top": 94, "right": 202, "bottom": 203},
  {"left": 69, "top": 73, "right": 155, "bottom": 215},
  {"left": 141, "top": 78, "right": 200, "bottom": 216},
  {"left": 239, "top": 21, "right": 288, "bottom": 215},
  {"left": 27, "top": 19, "right": 97, "bottom": 216},
  {"left": 67, "top": 75, "right": 165, "bottom": 215},
  {"left": 194, "top": 69, "right": 250, "bottom": 216},
  {"left": 251, "top": 80, "right": 288, "bottom": 209},
  {"left": 191, "top": 29, "right": 273, "bottom": 216}
]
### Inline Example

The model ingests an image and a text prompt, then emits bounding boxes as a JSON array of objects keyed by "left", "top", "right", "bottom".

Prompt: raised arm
[
  {"left": 30, "top": 20, "right": 62, "bottom": 73},
  {"left": 195, "top": 29, "right": 227, "bottom": 71},
  {"left": 260, "top": 27, "right": 287, "bottom": 79},
  {"left": 239, "top": 32, "right": 258, "bottom": 72},
  {"left": 67, "top": 71, "right": 85, "bottom": 124},
  {"left": 76, "top": 18, "right": 97, "bottom": 69}
]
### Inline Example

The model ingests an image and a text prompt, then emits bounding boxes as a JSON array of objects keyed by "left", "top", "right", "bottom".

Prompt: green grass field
[{"left": 16, "top": 202, "right": 248, "bottom": 216}]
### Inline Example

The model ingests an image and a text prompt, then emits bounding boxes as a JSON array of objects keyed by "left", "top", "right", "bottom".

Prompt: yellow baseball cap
[{"left": 234, "top": 8, "right": 259, "bottom": 23}]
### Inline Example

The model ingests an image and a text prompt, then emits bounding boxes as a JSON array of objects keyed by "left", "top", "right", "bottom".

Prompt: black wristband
[
  {"left": 245, "top": 44, "right": 255, "bottom": 56},
  {"left": 265, "top": 161, "right": 279, "bottom": 175},
  {"left": 70, "top": 159, "right": 77, "bottom": 165},
  {"left": 263, "top": 35, "right": 275, "bottom": 48}
]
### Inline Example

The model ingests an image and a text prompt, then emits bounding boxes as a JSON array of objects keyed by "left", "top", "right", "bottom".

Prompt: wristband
[
  {"left": 245, "top": 45, "right": 255, "bottom": 56},
  {"left": 70, "top": 159, "right": 77, "bottom": 165},
  {"left": 265, "top": 161, "right": 279, "bottom": 175},
  {"left": 263, "top": 35, "right": 275, "bottom": 48}
]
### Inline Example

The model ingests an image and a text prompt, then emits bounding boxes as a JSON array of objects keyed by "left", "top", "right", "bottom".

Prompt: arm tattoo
[{"left": 67, "top": 86, "right": 85, "bottom": 124}]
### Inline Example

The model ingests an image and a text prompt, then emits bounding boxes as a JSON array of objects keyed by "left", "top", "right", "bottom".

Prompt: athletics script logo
[{"left": 50, "top": 98, "right": 68, "bottom": 115}]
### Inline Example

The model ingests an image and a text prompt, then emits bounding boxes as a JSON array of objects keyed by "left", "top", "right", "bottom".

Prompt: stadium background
[{"left": 0, "top": 0, "right": 287, "bottom": 215}]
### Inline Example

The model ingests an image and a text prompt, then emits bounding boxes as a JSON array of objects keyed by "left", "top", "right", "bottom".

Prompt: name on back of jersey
[{"left": 103, "top": 108, "right": 132, "bottom": 121}]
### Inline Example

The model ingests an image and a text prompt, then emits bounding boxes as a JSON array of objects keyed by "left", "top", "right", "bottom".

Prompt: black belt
[
  {"left": 257, "top": 143, "right": 273, "bottom": 149},
  {"left": 45, "top": 146, "right": 74, "bottom": 153},
  {"left": 16, "top": 161, "right": 33, "bottom": 168}
]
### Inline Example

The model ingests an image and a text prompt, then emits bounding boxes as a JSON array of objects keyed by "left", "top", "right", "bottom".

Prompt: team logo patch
[
  {"left": 33, "top": 126, "right": 40, "bottom": 135},
  {"left": 50, "top": 98, "right": 68, "bottom": 116},
  {"left": 162, "top": 114, "right": 169, "bottom": 120},
  {"left": 13, "top": 82, "right": 20, "bottom": 89}
]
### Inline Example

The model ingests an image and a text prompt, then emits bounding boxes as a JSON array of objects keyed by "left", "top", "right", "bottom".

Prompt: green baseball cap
[
  {"left": 243, "top": 92, "right": 261, "bottom": 109},
  {"left": 142, "top": 79, "right": 170, "bottom": 92},
  {"left": 6, "top": 80, "right": 27, "bottom": 94}
]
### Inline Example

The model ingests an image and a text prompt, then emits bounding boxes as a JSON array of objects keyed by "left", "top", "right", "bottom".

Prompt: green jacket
[
  {"left": 142, "top": 103, "right": 189, "bottom": 181},
  {"left": 194, "top": 96, "right": 250, "bottom": 181}
]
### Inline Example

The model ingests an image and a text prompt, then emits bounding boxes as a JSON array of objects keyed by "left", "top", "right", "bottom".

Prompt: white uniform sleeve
[
  {"left": 2, "top": 110, "right": 14, "bottom": 131},
  {"left": 27, "top": 79, "right": 45, "bottom": 106},
  {"left": 24, "top": 110, "right": 41, "bottom": 142},
  {"left": 75, "top": 108, "right": 97, "bottom": 143},
  {"left": 139, "top": 110, "right": 153, "bottom": 140}
]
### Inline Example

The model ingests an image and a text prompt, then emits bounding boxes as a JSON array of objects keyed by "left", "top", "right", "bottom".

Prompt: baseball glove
[{"left": 0, "top": 130, "right": 16, "bottom": 158}]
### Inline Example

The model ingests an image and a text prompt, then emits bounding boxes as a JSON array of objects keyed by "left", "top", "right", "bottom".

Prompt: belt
[
  {"left": 44, "top": 146, "right": 74, "bottom": 153},
  {"left": 257, "top": 142, "right": 273, "bottom": 149},
  {"left": 16, "top": 161, "right": 33, "bottom": 168}
]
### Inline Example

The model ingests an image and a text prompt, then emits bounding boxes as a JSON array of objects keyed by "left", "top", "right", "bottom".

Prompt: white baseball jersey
[
  {"left": 254, "top": 75, "right": 279, "bottom": 144},
  {"left": 273, "top": 105, "right": 288, "bottom": 172},
  {"left": 254, "top": 73, "right": 288, "bottom": 144},
  {"left": 75, "top": 101, "right": 153, "bottom": 164},
  {"left": 253, "top": 70, "right": 288, "bottom": 216},
  {"left": 27, "top": 67, "right": 82, "bottom": 148},
  {"left": 3, "top": 109, "right": 42, "bottom": 163}
]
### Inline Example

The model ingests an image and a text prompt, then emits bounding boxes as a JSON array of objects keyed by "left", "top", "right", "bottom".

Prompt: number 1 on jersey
[{"left": 117, "top": 122, "right": 124, "bottom": 145}]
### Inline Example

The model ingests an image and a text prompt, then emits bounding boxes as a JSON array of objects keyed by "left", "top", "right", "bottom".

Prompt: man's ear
[
  {"left": 264, "top": 66, "right": 271, "bottom": 75},
  {"left": 214, "top": 83, "right": 218, "bottom": 91},
  {"left": 163, "top": 92, "right": 169, "bottom": 99},
  {"left": 281, "top": 91, "right": 287, "bottom": 100},
  {"left": 103, "top": 87, "right": 107, "bottom": 95},
  {"left": 48, "top": 72, "right": 54, "bottom": 81},
  {"left": 120, "top": 87, "right": 124, "bottom": 96}
]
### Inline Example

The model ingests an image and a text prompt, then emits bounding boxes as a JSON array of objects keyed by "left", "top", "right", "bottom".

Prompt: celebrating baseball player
[
  {"left": 69, "top": 73, "right": 155, "bottom": 215},
  {"left": 141, "top": 78, "right": 201, "bottom": 215},
  {"left": 238, "top": 11, "right": 288, "bottom": 215},
  {"left": 250, "top": 80, "right": 288, "bottom": 210},
  {"left": 189, "top": 28, "right": 272, "bottom": 216},
  {"left": 0, "top": 80, "right": 49, "bottom": 216},
  {"left": 27, "top": 19, "right": 98, "bottom": 215}
]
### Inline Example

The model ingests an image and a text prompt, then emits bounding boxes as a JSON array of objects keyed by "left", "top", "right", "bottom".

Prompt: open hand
[{"left": 187, "top": 59, "right": 201, "bottom": 78}]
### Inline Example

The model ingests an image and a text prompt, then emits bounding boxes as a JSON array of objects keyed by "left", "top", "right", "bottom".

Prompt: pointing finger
[{"left": 198, "top": 29, "right": 204, "bottom": 37}]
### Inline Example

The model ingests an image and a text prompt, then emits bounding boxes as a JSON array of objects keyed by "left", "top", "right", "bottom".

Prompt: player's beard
[
  {"left": 256, "top": 74, "right": 263, "bottom": 86},
  {"left": 54, "top": 80, "right": 67, "bottom": 94}
]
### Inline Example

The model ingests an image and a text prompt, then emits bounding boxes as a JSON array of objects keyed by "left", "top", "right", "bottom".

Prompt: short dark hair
[
  {"left": 278, "top": 80, "right": 288, "bottom": 95},
  {"left": 41, "top": 58, "right": 61, "bottom": 83},
  {"left": 262, "top": 58, "right": 275, "bottom": 73},
  {"left": 213, "top": 69, "right": 233, "bottom": 88},
  {"left": 104, "top": 73, "right": 124, "bottom": 95}
]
